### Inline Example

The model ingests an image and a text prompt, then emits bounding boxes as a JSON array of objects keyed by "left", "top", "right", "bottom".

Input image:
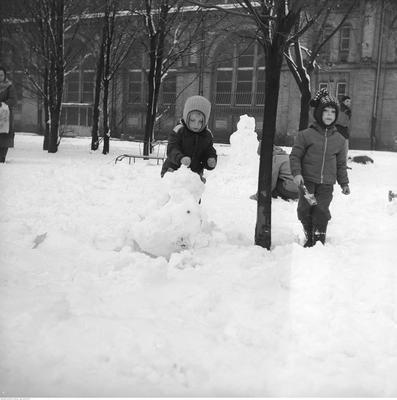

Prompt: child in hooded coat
[
  {"left": 289, "top": 88, "right": 350, "bottom": 247},
  {"left": 161, "top": 95, "right": 217, "bottom": 182}
]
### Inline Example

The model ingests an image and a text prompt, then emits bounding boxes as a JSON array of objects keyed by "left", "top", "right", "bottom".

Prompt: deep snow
[{"left": 1, "top": 117, "right": 397, "bottom": 397}]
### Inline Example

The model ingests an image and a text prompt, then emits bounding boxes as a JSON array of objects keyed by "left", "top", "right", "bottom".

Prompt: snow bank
[{"left": 1, "top": 132, "right": 397, "bottom": 397}]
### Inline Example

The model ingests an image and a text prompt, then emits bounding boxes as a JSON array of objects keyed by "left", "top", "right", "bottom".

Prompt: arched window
[{"left": 214, "top": 37, "right": 265, "bottom": 107}]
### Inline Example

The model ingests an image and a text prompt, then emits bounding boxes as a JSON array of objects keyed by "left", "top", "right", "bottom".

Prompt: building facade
[{"left": 1, "top": 0, "right": 397, "bottom": 150}]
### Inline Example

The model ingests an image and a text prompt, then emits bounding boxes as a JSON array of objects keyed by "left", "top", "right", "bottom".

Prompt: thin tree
[
  {"left": 188, "top": 0, "right": 324, "bottom": 249},
  {"left": 91, "top": 13, "right": 106, "bottom": 151},
  {"left": 3, "top": 0, "right": 85, "bottom": 152},
  {"left": 90, "top": 0, "right": 138, "bottom": 153},
  {"left": 284, "top": 0, "right": 359, "bottom": 130},
  {"left": 132, "top": 1, "right": 207, "bottom": 156},
  {"left": 46, "top": 0, "right": 65, "bottom": 153}
]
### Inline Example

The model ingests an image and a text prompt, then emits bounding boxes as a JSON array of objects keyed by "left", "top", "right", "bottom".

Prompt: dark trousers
[
  {"left": 0, "top": 147, "right": 8, "bottom": 162},
  {"left": 297, "top": 181, "right": 334, "bottom": 231}
]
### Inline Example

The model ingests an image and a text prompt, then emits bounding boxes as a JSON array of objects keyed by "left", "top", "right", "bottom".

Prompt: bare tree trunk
[
  {"left": 91, "top": 54, "right": 104, "bottom": 151},
  {"left": 255, "top": 43, "right": 284, "bottom": 250},
  {"left": 47, "top": 0, "right": 64, "bottom": 153},
  {"left": 102, "top": 2, "right": 114, "bottom": 155},
  {"left": 255, "top": 2, "right": 300, "bottom": 250},
  {"left": 143, "top": 78, "right": 160, "bottom": 155},
  {"left": 49, "top": 107, "right": 61, "bottom": 152},
  {"left": 295, "top": 42, "right": 312, "bottom": 131},
  {"left": 143, "top": 103, "right": 155, "bottom": 155},
  {"left": 144, "top": 35, "right": 164, "bottom": 156},
  {"left": 43, "top": 68, "right": 50, "bottom": 150},
  {"left": 48, "top": 57, "right": 58, "bottom": 153},
  {"left": 299, "top": 87, "right": 311, "bottom": 130},
  {"left": 91, "top": 36, "right": 105, "bottom": 151},
  {"left": 102, "top": 77, "right": 110, "bottom": 154}
]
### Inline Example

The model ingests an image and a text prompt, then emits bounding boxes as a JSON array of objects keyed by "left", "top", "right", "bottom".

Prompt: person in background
[
  {"left": 250, "top": 144, "right": 299, "bottom": 201},
  {"left": 335, "top": 95, "right": 352, "bottom": 153},
  {"left": 161, "top": 95, "right": 217, "bottom": 183},
  {"left": 289, "top": 88, "right": 350, "bottom": 247},
  {"left": 0, "top": 66, "right": 17, "bottom": 163}
]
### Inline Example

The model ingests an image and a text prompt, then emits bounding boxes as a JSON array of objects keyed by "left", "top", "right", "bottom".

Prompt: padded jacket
[
  {"left": 161, "top": 121, "right": 217, "bottom": 177},
  {"left": 289, "top": 122, "right": 349, "bottom": 186}
]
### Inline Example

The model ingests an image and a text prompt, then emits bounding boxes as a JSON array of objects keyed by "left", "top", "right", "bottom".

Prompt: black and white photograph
[{"left": 1, "top": 0, "right": 396, "bottom": 397}]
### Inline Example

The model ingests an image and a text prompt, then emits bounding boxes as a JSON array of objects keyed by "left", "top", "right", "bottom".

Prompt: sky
[{"left": 1, "top": 116, "right": 397, "bottom": 397}]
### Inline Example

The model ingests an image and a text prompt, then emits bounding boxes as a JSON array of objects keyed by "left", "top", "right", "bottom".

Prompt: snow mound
[
  {"left": 228, "top": 114, "right": 258, "bottom": 167},
  {"left": 132, "top": 167, "right": 206, "bottom": 257},
  {"left": 162, "top": 164, "right": 205, "bottom": 202}
]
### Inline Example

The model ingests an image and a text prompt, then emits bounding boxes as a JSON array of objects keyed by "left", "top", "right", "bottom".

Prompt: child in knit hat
[
  {"left": 289, "top": 88, "right": 350, "bottom": 247},
  {"left": 161, "top": 95, "right": 217, "bottom": 183}
]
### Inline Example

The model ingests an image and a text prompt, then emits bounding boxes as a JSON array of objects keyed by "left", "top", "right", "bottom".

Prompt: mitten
[{"left": 180, "top": 156, "right": 191, "bottom": 167}]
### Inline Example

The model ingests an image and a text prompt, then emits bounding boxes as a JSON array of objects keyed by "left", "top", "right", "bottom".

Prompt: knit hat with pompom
[{"left": 310, "top": 88, "right": 339, "bottom": 128}]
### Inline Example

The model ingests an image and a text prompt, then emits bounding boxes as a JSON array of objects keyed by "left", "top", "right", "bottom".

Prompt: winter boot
[
  {"left": 313, "top": 226, "right": 327, "bottom": 245},
  {"left": 302, "top": 222, "right": 314, "bottom": 248},
  {"left": 0, "top": 147, "right": 8, "bottom": 163}
]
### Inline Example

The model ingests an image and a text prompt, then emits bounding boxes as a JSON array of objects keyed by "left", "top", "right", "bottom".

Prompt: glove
[
  {"left": 341, "top": 185, "right": 350, "bottom": 195},
  {"left": 207, "top": 157, "right": 217, "bottom": 168},
  {"left": 180, "top": 156, "right": 191, "bottom": 167},
  {"left": 293, "top": 174, "right": 304, "bottom": 186}
]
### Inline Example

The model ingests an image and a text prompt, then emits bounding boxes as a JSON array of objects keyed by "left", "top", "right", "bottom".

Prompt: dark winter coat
[
  {"left": 161, "top": 121, "right": 217, "bottom": 177},
  {"left": 0, "top": 80, "right": 17, "bottom": 148},
  {"left": 289, "top": 122, "right": 349, "bottom": 186}
]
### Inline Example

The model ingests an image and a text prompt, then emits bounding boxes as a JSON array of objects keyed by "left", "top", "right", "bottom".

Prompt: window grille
[
  {"left": 214, "top": 39, "right": 265, "bottom": 107},
  {"left": 128, "top": 71, "right": 143, "bottom": 104},
  {"left": 336, "top": 82, "right": 348, "bottom": 101},
  {"left": 62, "top": 68, "right": 95, "bottom": 126},
  {"left": 340, "top": 26, "right": 351, "bottom": 52}
]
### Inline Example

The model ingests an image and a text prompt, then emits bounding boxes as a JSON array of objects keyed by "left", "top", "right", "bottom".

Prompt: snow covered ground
[{"left": 1, "top": 119, "right": 397, "bottom": 397}]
